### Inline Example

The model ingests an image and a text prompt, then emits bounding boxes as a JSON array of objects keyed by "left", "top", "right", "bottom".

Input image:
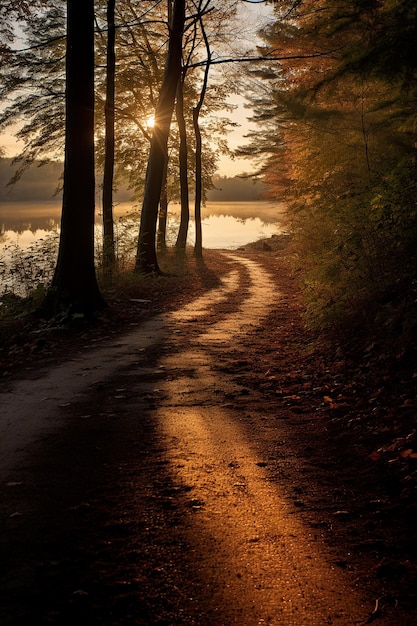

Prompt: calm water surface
[
  {"left": 0, "top": 200, "right": 285, "bottom": 249},
  {"left": 0, "top": 201, "right": 286, "bottom": 295}
]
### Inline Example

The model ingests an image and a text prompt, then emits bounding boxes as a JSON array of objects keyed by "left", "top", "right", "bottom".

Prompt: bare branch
[{"left": 188, "top": 47, "right": 345, "bottom": 69}]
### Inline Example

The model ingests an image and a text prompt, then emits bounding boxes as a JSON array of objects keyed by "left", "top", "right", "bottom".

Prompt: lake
[
  {"left": 0, "top": 200, "right": 286, "bottom": 295},
  {"left": 0, "top": 200, "right": 285, "bottom": 248}
]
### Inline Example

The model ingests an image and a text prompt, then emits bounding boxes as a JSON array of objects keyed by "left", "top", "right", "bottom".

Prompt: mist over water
[{"left": 0, "top": 200, "right": 285, "bottom": 249}]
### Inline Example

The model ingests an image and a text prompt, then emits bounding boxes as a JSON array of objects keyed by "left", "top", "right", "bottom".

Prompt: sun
[{"left": 146, "top": 115, "right": 155, "bottom": 129}]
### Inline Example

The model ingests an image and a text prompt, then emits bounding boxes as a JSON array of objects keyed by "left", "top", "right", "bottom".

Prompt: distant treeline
[
  {"left": 208, "top": 176, "right": 266, "bottom": 201},
  {"left": 0, "top": 158, "right": 266, "bottom": 203},
  {"left": 0, "top": 158, "right": 63, "bottom": 202}
]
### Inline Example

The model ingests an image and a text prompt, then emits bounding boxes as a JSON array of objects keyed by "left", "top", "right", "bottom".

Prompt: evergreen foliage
[{"left": 248, "top": 0, "right": 417, "bottom": 340}]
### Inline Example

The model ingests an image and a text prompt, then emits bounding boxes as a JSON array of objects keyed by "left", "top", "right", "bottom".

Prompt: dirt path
[{"left": 0, "top": 252, "right": 414, "bottom": 625}]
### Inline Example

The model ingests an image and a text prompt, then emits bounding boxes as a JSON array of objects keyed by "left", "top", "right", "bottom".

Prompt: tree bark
[
  {"left": 102, "top": 0, "right": 116, "bottom": 273},
  {"left": 193, "top": 106, "right": 203, "bottom": 258},
  {"left": 49, "top": 0, "right": 103, "bottom": 314},
  {"left": 175, "top": 76, "right": 190, "bottom": 251},
  {"left": 193, "top": 15, "right": 211, "bottom": 259},
  {"left": 135, "top": 0, "right": 185, "bottom": 273},
  {"left": 157, "top": 154, "right": 169, "bottom": 250}
]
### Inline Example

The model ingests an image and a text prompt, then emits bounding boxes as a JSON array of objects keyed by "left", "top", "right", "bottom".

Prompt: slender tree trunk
[
  {"left": 175, "top": 76, "right": 190, "bottom": 251},
  {"left": 157, "top": 154, "right": 168, "bottom": 250},
  {"left": 49, "top": 0, "right": 103, "bottom": 314},
  {"left": 102, "top": 0, "right": 116, "bottom": 274},
  {"left": 193, "top": 16, "right": 211, "bottom": 259},
  {"left": 193, "top": 106, "right": 203, "bottom": 258},
  {"left": 135, "top": 0, "right": 185, "bottom": 273}
]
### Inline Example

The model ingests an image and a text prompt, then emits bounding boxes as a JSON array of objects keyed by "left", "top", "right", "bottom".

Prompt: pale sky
[
  {"left": 215, "top": 94, "right": 259, "bottom": 177},
  {"left": 0, "top": 107, "right": 258, "bottom": 177},
  {"left": 215, "top": 1, "right": 273, "bottom": 176}
]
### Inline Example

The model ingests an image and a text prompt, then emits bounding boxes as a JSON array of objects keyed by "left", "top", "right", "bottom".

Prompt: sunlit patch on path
[
  {"left": 195, "top": 254, "right": 279, "bottom": 343},
  {"left": 170, "top": 267, "right": 241, "bottom": 322}
]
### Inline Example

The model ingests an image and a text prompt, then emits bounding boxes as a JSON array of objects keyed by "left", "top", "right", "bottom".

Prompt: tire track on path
[{"left": 134, "top": 253, "right": 373, "bottom": 625}]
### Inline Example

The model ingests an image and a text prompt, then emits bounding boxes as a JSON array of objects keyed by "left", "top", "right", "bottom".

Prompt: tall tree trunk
[
  {"left": 175, "top": 76, "right": 190, "bottom": 251},
  {"left": 102, "top": 0, "right": 116, "bottom": 274},
  {"left": 157, "top": 153, "right": 168, "bottom": 250},
  {"left": 49, "top": 0, "right": 103, "bottom": 314},
  {"left": 193, "top": 106, "right": 203, "bottom": 258},
  {"left": 135, "top": 0, "right": 185, "bottom": 274},
  {"left": 193, "top": 15, "right": 211, "bottom": 259}
]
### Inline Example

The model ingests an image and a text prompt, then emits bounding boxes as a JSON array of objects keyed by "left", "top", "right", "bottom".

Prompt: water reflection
[
  {"left": 0, "top": 200, "right": 285, "bottom": 249},
  {"left": 186, "top": 215, "right": 277, "bottom": 249},
  {"left": 0, "top": 202, "right": 62, "bottom": 233}
]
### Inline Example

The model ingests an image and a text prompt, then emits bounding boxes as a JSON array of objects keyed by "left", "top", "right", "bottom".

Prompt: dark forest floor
[{"left": 0, "top": 239, "right": 416, "bottom": 624}]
